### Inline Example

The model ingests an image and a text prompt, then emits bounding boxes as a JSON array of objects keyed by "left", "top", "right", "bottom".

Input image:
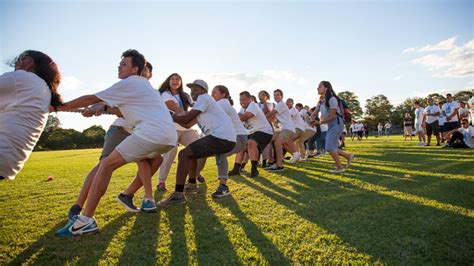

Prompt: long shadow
[
  {"left": 232, "top": 170, "right": 474, "bottom": 264},
  {"left": 9, "top": 213, "right": 133, "bottom": 265},
  {"left": 118, "top": 192, "right": 164, "bottom": 265},
  {"left": 214, "top": 196, "right": 290, "bottom": 265},
  {"left": 162, "top": 195, "right": 189, "bottom": 266},
  {"left": 186, "top": 184, "right": 241, "bottom": 265}
]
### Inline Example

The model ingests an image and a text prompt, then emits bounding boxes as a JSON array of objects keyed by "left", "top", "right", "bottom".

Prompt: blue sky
[{"left": 1, "top": 0, "right": 473, "bottom": 131}]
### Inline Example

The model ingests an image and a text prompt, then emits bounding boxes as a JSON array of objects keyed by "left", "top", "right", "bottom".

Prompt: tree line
[{"left": 35, "top": 115, "right": 106, "bottom": 151}]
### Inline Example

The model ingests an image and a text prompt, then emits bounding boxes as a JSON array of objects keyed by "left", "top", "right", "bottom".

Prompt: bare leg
[{"left": 74, "top": 164, "right": 99, "bottom": 207}]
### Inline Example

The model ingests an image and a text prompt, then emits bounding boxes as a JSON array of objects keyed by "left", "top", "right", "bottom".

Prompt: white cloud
[
  {"left": 393, "top": 75, "right": 403, "bottom": 81},
  {"left": 402, "top": 47, "right": 417, "bottom": 54},
  {"left": 58, "top": 76, "right": 81, "bottom": 92},
  {"left": 410, "top": 38, "right": 474, "bottom": 78},
  {"left": 419, "top": 37, "right": 457, "bottom": 52}
]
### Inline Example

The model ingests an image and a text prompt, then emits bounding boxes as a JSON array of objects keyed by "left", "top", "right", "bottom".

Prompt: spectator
[
  {"left": 377, "top": 123, "right": 383, "bottom": 137},
  {"left": 459, "top": 101, "right": 471, "bottom": 122},
  {"left": 438, "top": 101, "right": 447, "bottom": 143},
  {"left": 442, "top": 93, "right": 460, "bottom": 134},
  {"left": 446, "top": 118, "right": 473, "bottom": 148},
  {"left": 403, "top": 113, "right": 413, "bottom": 141},
  {"left": 422, "top": 97, "right": 441, "bottom": 146},
  {"left": 414, "top": 101, "right": 426, "bottom": 146},
  {"left": 364, "top": 124, "right": 369, "bottom": 139},
  {"left": 384, "top": 121, "right": 392, "bottom": 136}
]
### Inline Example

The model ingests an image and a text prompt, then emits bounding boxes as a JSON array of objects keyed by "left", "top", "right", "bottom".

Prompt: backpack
[{"left": 338, "top": 99, "right": 352, "bottom": 124}]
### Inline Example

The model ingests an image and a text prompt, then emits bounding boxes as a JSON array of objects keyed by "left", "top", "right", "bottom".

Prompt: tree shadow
[
  {"left": 232, "top": 169, "right": 474, "bottom": 264},
  {"left": 214, "top": 196, "right": 291, "bottom": 265},
  {"left": 9, "top": 213, "right": 133, "bottom": 265}
]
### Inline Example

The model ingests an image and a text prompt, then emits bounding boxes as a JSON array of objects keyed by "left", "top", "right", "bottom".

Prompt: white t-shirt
[
  {"left": 161, "top": 90, "right": 191, "bottom": 131},
  {"left": 300, "top": 109, "right": 315, "bottom": 131},
  {"left": 274, "top": 101, "right": 295, "bottom": 132},
  {"left": 351, "top": 124, "right": 358, "bottom": 132},
  {"left": 443, "top": 100, "right": 460, "bottom": 122},
  {"left": 0, "top": 70, "right": 51, "bottom": 180},
  {"left": 458, "top": 126, "right": 474, "bottom": 148},
  {"left": 217, "top": 99, "right": 249, "bottom": 136},
  {"left": 424, "top": 105, "right": 441, "bottom": 124},
  {"left": 258, "top": 102, "right": 274, "bottom": 113},
  {"left": 378, "top": 124, "right": 383, "bottom": 131},
  {"left": 192, "top": 93, "right": 236, "bottom": 142},
  {"left": 320, "top": 123, "right": 328, "bottom": 132},
  {"left": 111, "top": 118, "right": 133, "bottom": 134},
  {"left": 357, "top": 123, "right": 364, "bottom": 131},
  {"left": 459, "top": 107, "right": 470, "bottom": 120},
  {"left": 289, "top": 107, "right": 305, "bottom": 131},
  {"left": 415, "top": 107, "right": 424, "bottom": 124},
  {"left": 242, "top": 102, "right": 274, "bottom": 135},
  {"left": 95, "top": 75, "right": 177, "bottom": 146},
  {"left": 438, "top": 107, "right": 446, "bottom": 125}
]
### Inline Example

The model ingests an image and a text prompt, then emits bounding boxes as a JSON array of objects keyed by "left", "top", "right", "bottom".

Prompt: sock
[
  {"left": 241, "top": 163, "right": 247, "bottom": 169},
  {"left": 251, "top": 161, "right": 258, "bottom": 172},
  {"left": 232, "top": 163, "right": 241, "bottom": 171},
  {"left": 189, "top": 178, "right": 197, "bottom": 184},
  {"left": 78, "top": 215, "right": 91, "bottom": 223},
  {"left": 159, "top": 180, "right": 165, "bottom": 185},
  {"left": 144, "top": 197, "right": 154, "bottom": 202},
  {"left": 120, "top": 193, "right": 130, "bottom": 197},
  {"left": 175, "top": 184, "right": 184, "bottom": 192}
]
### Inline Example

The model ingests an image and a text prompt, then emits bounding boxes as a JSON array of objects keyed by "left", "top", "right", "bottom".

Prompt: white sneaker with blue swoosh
[{"left": 56, "top": 215, "right": 99, "bottom": 237}]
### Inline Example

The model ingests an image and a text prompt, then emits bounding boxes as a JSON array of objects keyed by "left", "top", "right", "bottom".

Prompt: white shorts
[
  {"left": 116, "top": 134, "right": 175, "bottom": 163},
  {"left": 415, "top": 123, "right": 423, "bottom": 132}
]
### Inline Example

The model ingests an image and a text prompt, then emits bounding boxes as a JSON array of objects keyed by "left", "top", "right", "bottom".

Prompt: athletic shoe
[
  {"left": 56, "top": 216, "right": 99, "bottom": 237},
  {"left": 330, "top": 168, "right": 346, "bottom": 174},
  {"left": 157, "top": 183, "right": 167, "bottom": 192},
  {"left": 68, "top": 204, "right": 82, "bottom": 222},
  {"left": 268, "top": 165, "right": 284, "bottom": 172},
  {"left": 228, "top": 168, "right": 241, "bottom": 176},
  {"left": 289, "top": 152, "right": 301, "bottom": 164},
  {"left": 116, "top": 193, "right": 139, "bottom": 213},
  {"left": 250, "top": 169, "right": 259, "bottom": 178},
  {"left": 141, "top": 199, "right": 157, "bottom": 213},
  {"left": 240, "top": 168, "right": 249, "bottom": 174},
  {"left": 158, "top": 192, "right": 186, "bottom": 206},
  {"left": 197, "top": 175, "right": 206, "bottom": 183},
  {"left": 299, "top": 157, "right": 307, "bottom": 162},
  {"left": 184, "top": 183, "right": 199, "bottom": 194},
  {"left": 211, "top": 184, "right": 231, "bottom": 198},
  {"left": 346, "top": 154, "right": 355, "bottom": 168},
  {"left": 263, "top": 164, "right": 276, "bottom": 170}
]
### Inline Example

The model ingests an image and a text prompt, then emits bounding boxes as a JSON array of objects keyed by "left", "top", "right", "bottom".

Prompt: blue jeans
[{"left": 317, "top": 131, "right": 327, "bottom": 151}]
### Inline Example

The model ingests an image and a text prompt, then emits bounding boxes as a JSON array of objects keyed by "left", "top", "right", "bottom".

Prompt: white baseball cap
[{"left": 186, "top": 79, "right": 208, "bottom": 91}]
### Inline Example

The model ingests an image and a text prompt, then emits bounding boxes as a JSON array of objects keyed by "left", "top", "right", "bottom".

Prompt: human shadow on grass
[
  {"left": 9, "top": 213, "right": 134, "bottom": 265},
  {"left": 214, "top": 196, "right": 291, "bottom": 265},
  {"left": 162, "top": 195, "right": 189, "bottom": 265},
  {"left": 186, "top": 184, "right": 241, "bottom": 265},
  {"left": 117, "top": 192, "right": 164, "bottom": 265},
  {"left": 233, "top": 169, "right": 474, "bottom": 264}
]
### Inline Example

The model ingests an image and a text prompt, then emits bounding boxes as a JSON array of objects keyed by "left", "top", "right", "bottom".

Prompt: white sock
[{"left": 78, "top": 215, "right": 91, "bottom": 223}]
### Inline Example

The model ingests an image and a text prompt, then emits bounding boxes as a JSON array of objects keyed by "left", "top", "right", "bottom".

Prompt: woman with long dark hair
[
  {"left": 313, "top": 81, "right": 354, "bottom": 173},
  {"left": 156, "top": 73, "right": 207, "bottom": 191},
  {"left": 0, "top": 50, "right": 62, "bottom": 180}
]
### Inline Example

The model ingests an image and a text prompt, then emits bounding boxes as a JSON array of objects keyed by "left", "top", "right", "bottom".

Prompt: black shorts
[
  {"left": 426, "top": 120, "right": 439, "bottom": 136},
  {"left": 357, "top": 131, "right": 363, "bottom": 138},
  {"left": 189, "top": 135, "right": 235, "bottom": 159},
  {"left": 444, "top": 121, "right": 460, "bottom": 132},
  {"left": 248, "top": 131, "right": 273, "bottom": 153},
  {"left": 100, "top": 126, "right": 131, "bottom": 159}
]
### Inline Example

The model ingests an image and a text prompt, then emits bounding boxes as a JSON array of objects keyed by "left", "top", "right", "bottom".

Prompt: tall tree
[
  {"left": 364, "top": 95, "right": 393, "bottom": 129},
  {"left": 453, "top": 90, "right": 473, "bottom": 102},
  {"left": 337, "top": 91, "right": 363, "bottom": 119}
]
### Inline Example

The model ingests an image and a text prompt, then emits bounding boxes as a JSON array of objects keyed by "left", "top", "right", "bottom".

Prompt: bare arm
[
  {"left": 173, "top": 109, "right": 201, "bottom": 125},
  {"left": 165, "top": 100, "right": 184, "bottom": 114},
  {"left": 320, "top": 109, "right": 337, "bottom": 124},
  {"left": 239, "top": 112, "right": 255, "bottom": 122},
  {"left": 56, "top": 95, "right": 102, "bottom": 112}
]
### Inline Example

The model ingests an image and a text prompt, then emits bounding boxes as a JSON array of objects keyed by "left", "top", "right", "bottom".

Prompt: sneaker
[
  {"left": 184, "top": 183, "right": 199, "bottom": 194},
  {"left": 56, "top": 216, "right": 99, "bottom": 237},
  {"left": 268, "top": 165, "right": 284, "bottom": 172},
  {"left": 250, "top": 169, "right": 259, "bottom": 178},
  {"left": 240, "top": 168, "right": 249, "bottom": 174},
  {"left": 330, "top": 168, "right": 346, "bottom": 174},
  {"left": 289, "top": 152, "right": 301, "bottom": 164},
  {"left": 157, "top": 182, "right": 167, "bottom": 192},
  {"left": 141, "top": 199, "right": 157, "bottom": 213},
  {"left": 228, "top": 168, "right": 241, "bottom": 176},
  {"left": 68, "top": 204, "right": 82, "bottom": 222},
  {"left": 211, "top": 184, "right": 231, "bottom": 198},
  {"left": 158, "top": 192, "right": 186, "bottom": 206},
  {"left": 116, "top": 193, "right": 139, "bottom": 213},
  {"left": 346, "top": 154, "right": 355, "bottom": 168},
  {"left": 197, "top": 175, "right": 206, "bottom": 183},
  {"left": 299, "top": 156, "right": 307, "bottom": 162},
  {"left": 263, "top": 164, "right": 275, "bottom": 170},
  {"left": 284, "top": 156, "right": 291, "bottom": 160}
]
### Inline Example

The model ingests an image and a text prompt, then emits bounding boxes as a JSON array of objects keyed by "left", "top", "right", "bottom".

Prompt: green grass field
[{"left": 1, "top": 136, "right": 473, "bottom": 264}]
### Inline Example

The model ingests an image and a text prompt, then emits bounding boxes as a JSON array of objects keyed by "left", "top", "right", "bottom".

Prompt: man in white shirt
[
  {"left": 446, "top": 118, "right": 474, "bottom": 148},
  {"left": 230, "top": 91, "right": 274, "bottom": 177},
  {"left": 159, "top": 79, "right": 236, "bottom": 206},
  {"left": 459, "top": 101, "right": 471, "bottom": 123},
  {"left": 414, "top": 101, "right": 426, "bottom": 146},
  {"left": 437, "top": 101, "right": 447, "bottom": 143},
  {"left": 422, "top": 97, "right": 441, "bottom": 146},
  {"left": 56, "top": 50, "right": 177, "bottom": 237},
  {"left": 265, "top": 89, "right": 300, "bottom": 171},
  {"left": 66, "top": 62, "right": 154, "bottom": 221},
  {"left": 287, "top": 99, "right": 307, "bottom": 160},
  {"left": 442, "top": 93, "right": 460, "bottom": 132}
]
